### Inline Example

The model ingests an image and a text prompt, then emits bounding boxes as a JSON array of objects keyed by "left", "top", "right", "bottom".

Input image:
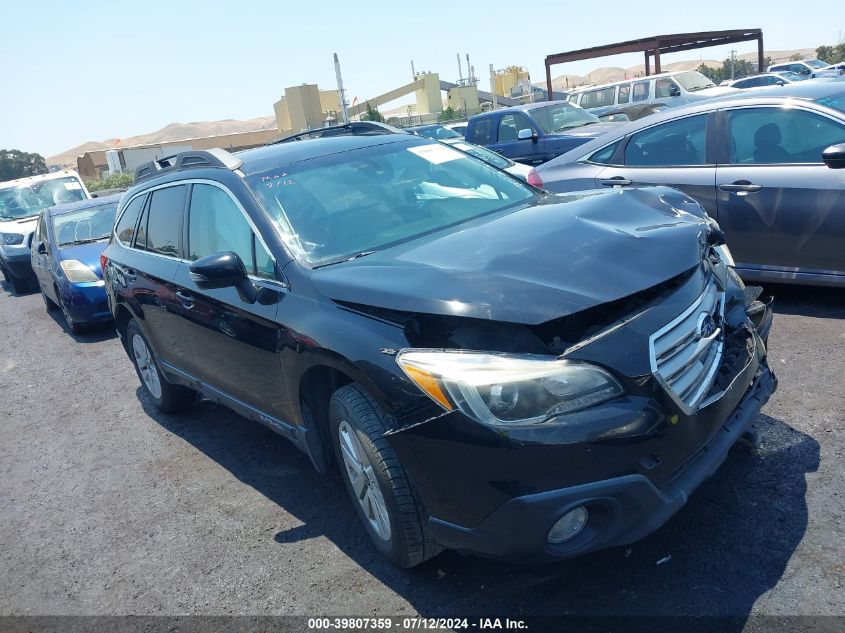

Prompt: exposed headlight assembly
[
  {"left": 396, "top": 350, "right": 624, "bottom": 426},
  {"left": 60, "top": 259, "right": 99, "bottom": 283},
  {"left": 1, "top": 233, "right": 24, "bottom": 246}
]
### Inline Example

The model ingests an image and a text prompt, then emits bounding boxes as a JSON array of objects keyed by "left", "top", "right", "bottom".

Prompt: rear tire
[
  {"left": 329, "top": 384, "right": 441, "bottom": 568},
  {"left": 126, "top": 319, "right": 195, "bottom": 413}
]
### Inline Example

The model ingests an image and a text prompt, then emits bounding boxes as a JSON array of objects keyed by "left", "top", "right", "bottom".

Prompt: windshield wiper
[{"left": 62, "top": 237, "right": 109, "bottom": 246}]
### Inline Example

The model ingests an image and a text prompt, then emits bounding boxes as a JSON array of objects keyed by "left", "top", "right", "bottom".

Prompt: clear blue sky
[{"left": 1, "top": 0, "right": 842, "bottom": 158}]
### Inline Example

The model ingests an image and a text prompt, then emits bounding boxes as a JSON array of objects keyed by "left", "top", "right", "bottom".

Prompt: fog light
[{"left": 547, "top": 507, "right": 589, "bottom": 544}]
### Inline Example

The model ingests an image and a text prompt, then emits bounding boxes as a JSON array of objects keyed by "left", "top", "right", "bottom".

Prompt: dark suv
[{"left": 103, "top": 138, "right": 776, "bottom": 567}]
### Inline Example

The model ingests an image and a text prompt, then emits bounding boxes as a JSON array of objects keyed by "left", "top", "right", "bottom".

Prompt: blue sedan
[{"left": 30, "top": 194, "right": 121, "bottom": 333}]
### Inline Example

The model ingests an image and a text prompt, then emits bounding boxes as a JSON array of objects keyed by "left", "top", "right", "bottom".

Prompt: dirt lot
[{"left": 0, "top": 278, "right": 842, "bottom": 623}]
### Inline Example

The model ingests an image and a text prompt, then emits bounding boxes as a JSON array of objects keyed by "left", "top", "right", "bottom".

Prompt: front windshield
[
  {"left": 0, "top": 176, "right": 87, "bottom": 220},
  {"left": 531, "top": 103, "right": 600, "bottom": 133},
  {"left": 51, "top": 203, "right": 118, "bottom": 247},
  {"left": 674, "top": 71, "right": 716, "bottom": 92},
  {"left": 246, "top": 139, "right": 536, "bottom": 266},
  {"left": 415, "top": 126, "right": 461, "bottom": 140},
  {"left": 452, "top": 142, "right": 513, "bottom": 169},
  {"left": 807, "top": 59, "right": 828, "bottom": 69},
  {"left": 780, "top": 71, "right": 807, "bottom": 82},
  {"left": 816, "top": 91, "right": 845, "bottom": 115}
]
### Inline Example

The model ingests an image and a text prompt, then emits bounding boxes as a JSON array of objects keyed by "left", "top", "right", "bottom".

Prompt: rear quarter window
[
  {"left": 468, "top": 117, "right": 495, "bottom": 145},
  {"left": 114, "top": 194, "right": 147, "bottom": 246}
]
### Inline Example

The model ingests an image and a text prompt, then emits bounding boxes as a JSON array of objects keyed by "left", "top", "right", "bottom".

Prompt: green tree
[
  {"left": 0, "top": 149, "right": 48, "bottom": 181},
  {"left": 85, "top": 171, "right": 134, "bottom": 192},
  {"left": 361, "top": 102, "right": 384, "bottom": 122},
  {"left": 698, "top": 55, "right": 772, "bottom": 84},
  {"left": 438, "top": 106, "right": 462, "bottom": 122},
  {"left": 816, "top": 43, "right": 845, "bottom": 64}
]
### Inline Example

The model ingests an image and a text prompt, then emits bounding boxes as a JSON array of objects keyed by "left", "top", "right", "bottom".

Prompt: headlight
[
  {"left": 60, "top": 259, "right": 99, "bottom": 283},
  {"left": 1, "top": 233, "right": 24, "bottom": 246},
  {"left": 396, "top": 350, "right": 624, "bottom": 425}
]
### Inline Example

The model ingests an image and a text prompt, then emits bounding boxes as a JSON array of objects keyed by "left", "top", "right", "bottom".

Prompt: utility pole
[
  {"left": 730, "top": 49, "right": 737, "bottom": 80},
  {"left": 489, "top": 64, "right": 498, "bottom": 110},
  {"left": 333, "top": 53, "right": 349, "bottom": 124}
]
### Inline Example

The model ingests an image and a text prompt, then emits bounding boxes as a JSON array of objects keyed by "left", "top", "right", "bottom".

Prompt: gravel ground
[{"left": 0, "top": 279, "right": 842, "bottom": 623}]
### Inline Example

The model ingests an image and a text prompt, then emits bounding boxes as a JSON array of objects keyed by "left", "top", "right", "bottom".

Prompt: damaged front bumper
[
  {"left": 425, "top": 364, "right": 775, "bottom": 563},
  {"left": 384, "top": 268, "right": 777, "bottom": 563}
]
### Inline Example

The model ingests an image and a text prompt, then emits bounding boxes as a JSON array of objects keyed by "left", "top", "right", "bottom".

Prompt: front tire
[
  {"left": 126, "top": 319, "right": 194, "bottom": 413},
  {"left": 329, "top": 384, "right": 441, "bottom": 568},
  {"left": 41, "top": 286, "right": 58, "bottom": 312},
  {"left": 58, "top": 290, "right": 84, "bottom": 334}
]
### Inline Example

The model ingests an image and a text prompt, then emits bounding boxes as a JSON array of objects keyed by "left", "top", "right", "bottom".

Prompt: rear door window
[
  {"left": 580, "top": 87, "right": 615, "bottom": 109},
  {"left": 618, "top": 84, "right": 631, "bottom": 104},
  {"left": 632, "top": 80, "right": 650, "bottom": 102},
  {"left": 624, "top": 114, "right": 709, "bottom": 166},
  {"left": 140, "top": 185, "right": 186, "bottom": 257},
  {"left": 114, "top": 194, "right": 146, "bottom": 246}
]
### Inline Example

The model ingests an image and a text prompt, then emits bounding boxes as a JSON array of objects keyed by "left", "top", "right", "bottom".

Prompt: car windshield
[
  {"left": 452, "top": 142, "right": 513, "bottom": 169},
  {"left": 806, "top": 59, "right": 828, "bottom": 69},
  {"left": 51, "top": 203, "right": 118, "bottom": 247},
  {"left": 531, "top": 103, "right": 600, "bottom": 133},
  {"left": 246, "top": 139, "right": 537, "bottom": 267},
  {"left": 674, "top": 71, "right": 716, "bottom": 92},
  {"left": 412, "top": 126, "right": 462, "bottom": 140},
  {"left": 0, "top": 176, "right": 86, "bottom": 220},
  {"left": 816, "top": 91, "right": 845, "bottom": 115},
  {"left": 779, "top": 71, "right": 807, "bottom": 82}
]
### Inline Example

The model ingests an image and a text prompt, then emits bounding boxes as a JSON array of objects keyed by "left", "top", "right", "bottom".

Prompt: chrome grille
[{"left": 650, "top": 277, "right": 724, "bottom": 411}]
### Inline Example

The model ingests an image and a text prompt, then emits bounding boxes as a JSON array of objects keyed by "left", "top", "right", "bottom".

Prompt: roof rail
[
  {"left": 133, "top": 148, "right": 244, "bottom": 184},
  {"left": 269, "top": 121, "right": 403, "bottom": 144}
]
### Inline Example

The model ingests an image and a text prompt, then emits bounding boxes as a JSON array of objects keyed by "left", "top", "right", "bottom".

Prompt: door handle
[
  {"left": 600, "top": 177, "right": 632, "bottom": 187},
  {"left": 719, "top": 181, "right": 762, "bottom": 193},
  {"left": 175, "top": 290, "right": 195, "bottom": 308}
]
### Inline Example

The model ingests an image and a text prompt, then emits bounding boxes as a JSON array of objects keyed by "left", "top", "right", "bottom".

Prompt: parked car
[
  {"left": 464, "top": 101, "right": 621, "bottom": 165},
  {"left": 768, "top": 58, "right": 840, "bottom": 78},
  {"left": 443, "top": 138, "right": 532, "bottom": 180},
  {"left": 405, "top": 124, "right": 463, "bottom": 140},
  {"left": 444, "top": 122, "right": 468, "bottom": 137},
  {"left": 728, "top": 72, "right": 806, "bottom": 89},
  {"left": 533, "top": 81, "right": 845, "bottom": 288},
  {"left": 103, "top": 140, "right": 775, "bottom": 567},
  {"left": 0, "top": 170, "right": 90, "bottom": 293},
  {"left": 30, "top": 194, "right": 121, "bottom": 333},
  {"left": 566, "top": 71, "right": 737, "bottom": 119}
]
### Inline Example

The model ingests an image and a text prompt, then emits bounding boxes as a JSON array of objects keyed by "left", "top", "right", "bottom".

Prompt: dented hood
[{"left": 311, "top": 186, "right": 709, "bottom": 325}]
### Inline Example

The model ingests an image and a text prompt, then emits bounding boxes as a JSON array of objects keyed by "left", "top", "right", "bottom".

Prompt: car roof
[
  {"left": 237, "top": 134, "right": 431, "bottom": 176},
  {"left": 46, "top": 193, "right": 123, "bottom": 217},
  {"left": 474, "top": 100, "right": 569, "bottom": 116}
]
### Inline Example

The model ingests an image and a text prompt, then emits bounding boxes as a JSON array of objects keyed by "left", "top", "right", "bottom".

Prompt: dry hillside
[{"left": 47, "top": 115, "right": 277, "bottom": 167}]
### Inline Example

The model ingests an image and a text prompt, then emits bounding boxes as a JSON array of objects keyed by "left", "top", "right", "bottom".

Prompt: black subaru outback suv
[{"left": 103, "top": 137, "right": 776, "bottom": 567}]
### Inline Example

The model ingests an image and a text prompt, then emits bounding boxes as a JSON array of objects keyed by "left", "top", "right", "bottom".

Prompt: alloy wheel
[
  {"left": 338, "top": 420, "right": 391, "bottom": 541},
  {"left": 132, "top": 334, "right": 162, "bottom": 399}
]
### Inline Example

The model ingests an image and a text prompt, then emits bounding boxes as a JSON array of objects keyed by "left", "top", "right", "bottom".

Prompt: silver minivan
[{"left": 567, "top": 71, "right": 737, "bottom": 119}]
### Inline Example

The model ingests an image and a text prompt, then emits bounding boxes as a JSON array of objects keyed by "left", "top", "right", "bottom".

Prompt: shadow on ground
[{"left": 138, "top": 397, "right": 818, "bottom": 627}]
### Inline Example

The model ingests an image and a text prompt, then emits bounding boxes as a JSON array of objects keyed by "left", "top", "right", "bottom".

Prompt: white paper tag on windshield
[
  {"left": 64, "top": 182, "right": 82, "bottom": 190},
  {"left": 407, "top": 144, "right": 463, "bottom": 164}
]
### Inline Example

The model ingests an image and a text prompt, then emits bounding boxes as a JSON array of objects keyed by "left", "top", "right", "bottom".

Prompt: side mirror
[
  {"left": 37, "top": 241, "right": 47, "bottom": 255},
  {"left": 822, "top": 143, "right": 845, "bottom": 169},
  {"left": 188, "top": 251, "right": 257, "bottom": 303},
  {"left": 517, "top": 128, "right": 536, "bottom": 141}
]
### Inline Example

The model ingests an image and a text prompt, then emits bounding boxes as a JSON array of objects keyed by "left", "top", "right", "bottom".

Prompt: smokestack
[
  {"left": 411, "top": 60, "right": 416, "bottom": 80},
  {"left": 467, "top": 54, "right": 472, "bottom": 82},
  {"left": 457, "top": 53, "right": 463, "bottom": 83},
  {"left": 334, "top": 53, "right": 349, "bottom": 124}
]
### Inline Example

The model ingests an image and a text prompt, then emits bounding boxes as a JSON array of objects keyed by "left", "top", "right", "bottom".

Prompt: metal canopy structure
[{"left": 544, "top": 29, "right": 764, "bottom": 96}]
